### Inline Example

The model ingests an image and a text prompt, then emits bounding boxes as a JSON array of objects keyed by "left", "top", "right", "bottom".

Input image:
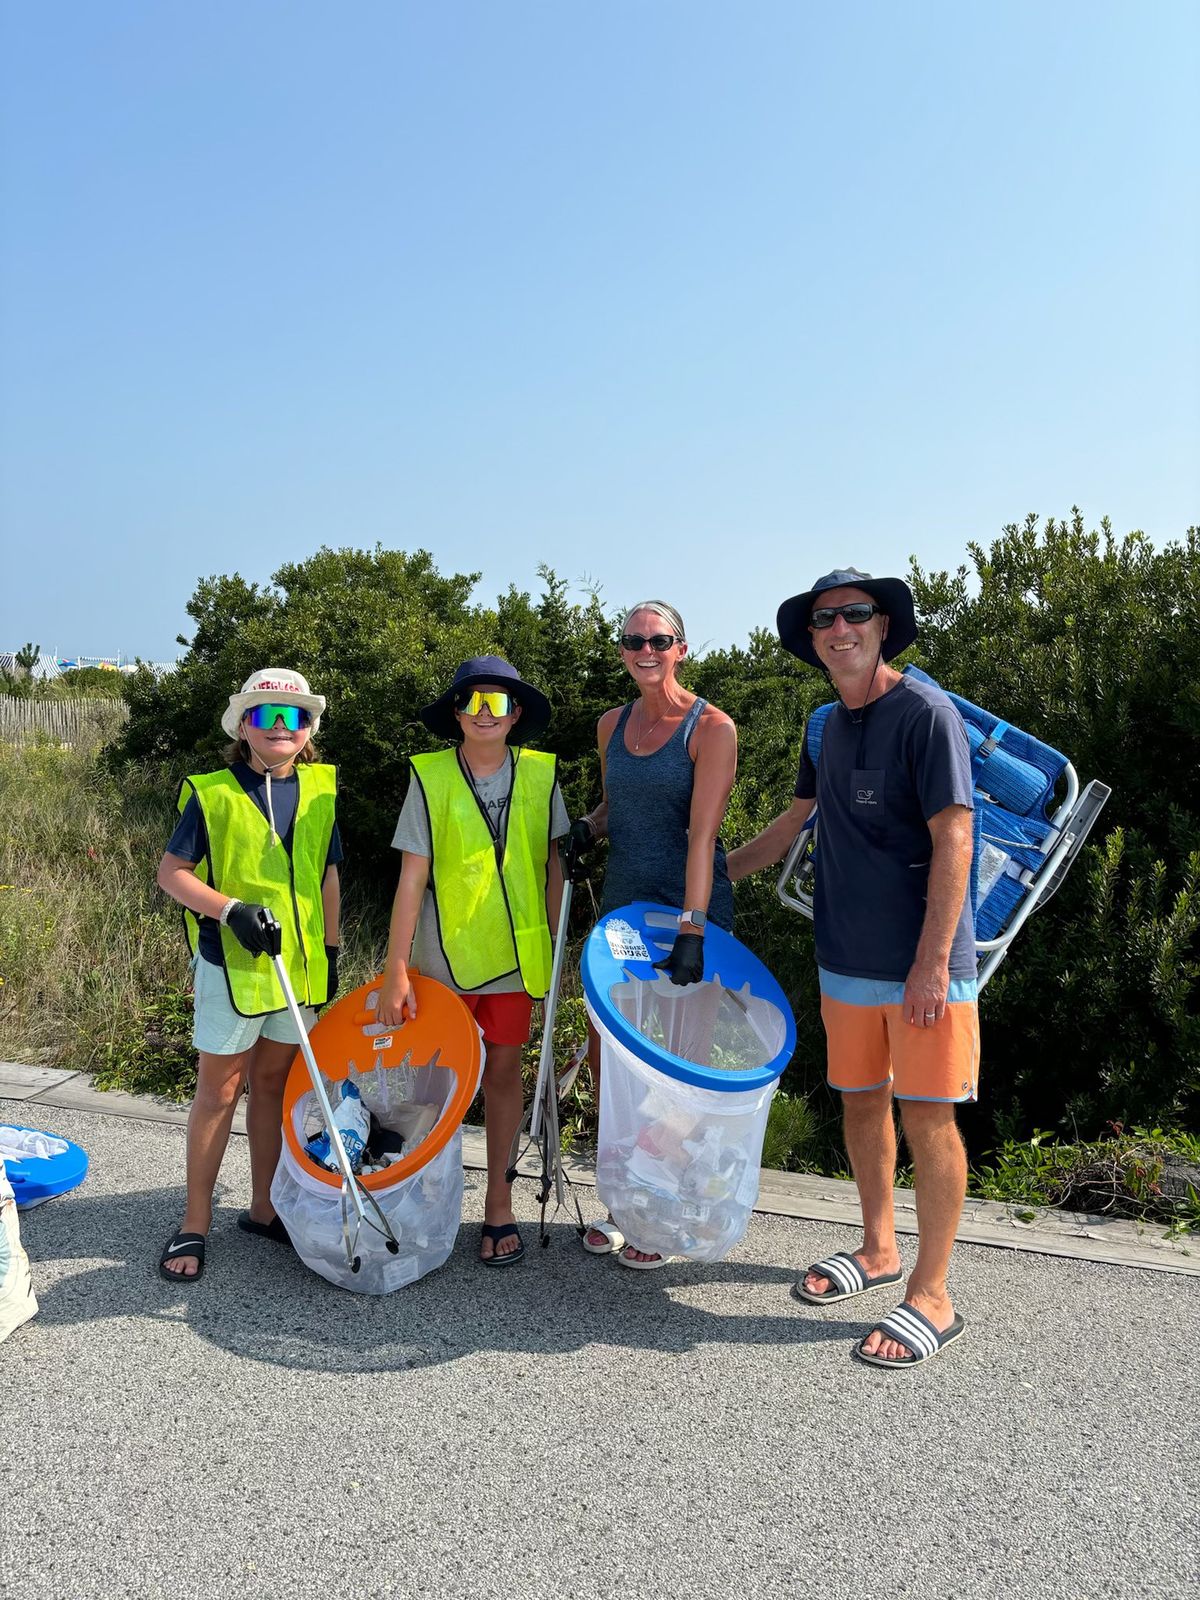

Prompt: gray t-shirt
[{"left": 391, "top": 753, "right": 570, "bottom": 995}]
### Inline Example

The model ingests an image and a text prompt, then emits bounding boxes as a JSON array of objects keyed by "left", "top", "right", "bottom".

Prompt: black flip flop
[
  {"left": 480, "top": 1222, "right": 525, "bottom": 1267},
  {"left": 237, "top": 1210, "right": 291, "bottom": 1245},
  {"left": 159, "top": 1231, "right": 206, "bottom": 1283}
]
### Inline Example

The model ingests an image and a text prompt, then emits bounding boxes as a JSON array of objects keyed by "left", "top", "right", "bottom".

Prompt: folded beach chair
[{"left": 776, "top": 665, "right": 1112, "bottom": 989}]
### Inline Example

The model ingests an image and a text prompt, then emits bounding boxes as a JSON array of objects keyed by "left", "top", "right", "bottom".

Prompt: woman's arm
[
  {"left": 579, "top": 706, "right": 622, "bottom": 838},
  {"left": 547, "top": 843, "right": 564, "bottom": 934},
  {"left": 680, "top": 709, "right": 738, "bottom": 924},
  {"left": 376, "top": 852, "right": 429, "bottom": 1024}
]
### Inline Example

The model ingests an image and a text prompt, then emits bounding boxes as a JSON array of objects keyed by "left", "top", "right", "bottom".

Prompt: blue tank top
[{"left": 599, "top": 697, "right": 734, "bottom": 931}]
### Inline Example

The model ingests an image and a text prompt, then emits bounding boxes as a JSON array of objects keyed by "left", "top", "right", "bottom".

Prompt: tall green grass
[{"left": 0, "top": 739, "right": 388, "bottom": 1099}]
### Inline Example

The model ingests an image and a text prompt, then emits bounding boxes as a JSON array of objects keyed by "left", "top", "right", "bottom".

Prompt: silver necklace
[{"left": 632, "top": 701, "right": 669, "bottom": 751}]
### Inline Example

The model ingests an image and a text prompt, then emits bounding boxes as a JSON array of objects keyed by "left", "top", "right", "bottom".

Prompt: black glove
[
  {"left": 564, "top": 818, "right": 597, "bottom": 882},
  {"left": 225, "top": 902, "right": 282, "bottom": 957},
  {"left": 324, "top": 944, "right": 340, "bottom": 1003},
  {"left": 653, "top": 932, "right": 706, "bottom": 986}
]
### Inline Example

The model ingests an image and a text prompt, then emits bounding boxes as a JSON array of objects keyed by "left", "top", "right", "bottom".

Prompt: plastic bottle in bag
[{"left": 305, "top": 1081, "right": 370, "bottom": 1174}]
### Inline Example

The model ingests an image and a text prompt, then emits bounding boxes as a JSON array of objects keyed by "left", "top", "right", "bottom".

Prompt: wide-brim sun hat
[
  {"left": 420, "top": 655, "right": 552, "bottom": 745},
  {"left": 221, "top": 668, "right": 326, "bottom": 739},
  {"left": 776, "top": 568, "right": 918, "bottom": 670}
]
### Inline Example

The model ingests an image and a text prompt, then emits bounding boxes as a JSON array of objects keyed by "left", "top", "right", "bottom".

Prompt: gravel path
[{"left": 2, "top": 1103, "right": 1197, "bottom": 1600}]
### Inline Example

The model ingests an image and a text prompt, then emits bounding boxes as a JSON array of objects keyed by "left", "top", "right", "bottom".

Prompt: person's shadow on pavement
[{"left": 19, "top": 1177, "right": 864, "bottom": 1374}]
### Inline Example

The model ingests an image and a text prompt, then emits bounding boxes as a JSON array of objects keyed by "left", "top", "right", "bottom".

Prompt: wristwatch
[{"left": 678, "top": 910, "right": 707, "bottom": 931}]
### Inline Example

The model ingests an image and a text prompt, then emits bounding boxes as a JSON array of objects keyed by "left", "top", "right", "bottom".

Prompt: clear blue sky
[{"left": 2, "top": 1, "right": 1197, "bottom": 662}]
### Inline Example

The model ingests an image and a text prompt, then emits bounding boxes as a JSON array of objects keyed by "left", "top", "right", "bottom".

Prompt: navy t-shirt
[
  {"left": 166, "top": 762, "right": 343, "bottom": 967},
  {"left": 794, "top": 674, "right": 976, "bottom": 981}
]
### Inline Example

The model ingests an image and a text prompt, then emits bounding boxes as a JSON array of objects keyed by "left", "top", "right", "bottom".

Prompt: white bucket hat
[{"left": 221, "top": 668, "right": 326, "bottom": 740}]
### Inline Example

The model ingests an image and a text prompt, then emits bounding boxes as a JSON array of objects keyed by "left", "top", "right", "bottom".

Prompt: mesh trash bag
[
  {"left": 271, "top": 976, "right": 482, "bottom": 1294},
  {"left": 583, "top": 907, "right": 795, "bottom": 1263}
]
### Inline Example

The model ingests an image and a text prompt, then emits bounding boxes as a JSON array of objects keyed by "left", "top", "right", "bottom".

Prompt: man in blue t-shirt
[{"left": 728, "top": 569, "right": 977, "bottom": 1370}]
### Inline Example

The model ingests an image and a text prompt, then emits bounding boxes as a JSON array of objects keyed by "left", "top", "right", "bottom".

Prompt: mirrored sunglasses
[
  {"left": 809, "top": 603, "right": 881, "bottom": 629},
  {"left": 455, "top": 689, "right": 516, "bottom": 718},
  {"left": 244, "top": 704, "right": 312, "bottom": 731},
  {"left": 620, "top": 633, "right": 678, "bottom": 652}
]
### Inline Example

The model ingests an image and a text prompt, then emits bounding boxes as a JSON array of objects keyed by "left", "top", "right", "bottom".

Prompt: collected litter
[
  {"left": 583, "top": 904, "right": 796, "bottom": 1263},
  {"left": 264, "top": 938, "right": 481, "bottom": 1294}
]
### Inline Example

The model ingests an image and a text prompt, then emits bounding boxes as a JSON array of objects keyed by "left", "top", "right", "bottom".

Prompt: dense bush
[{"left": 95, "top": 515, "right": 1199, "bottom": 1150}]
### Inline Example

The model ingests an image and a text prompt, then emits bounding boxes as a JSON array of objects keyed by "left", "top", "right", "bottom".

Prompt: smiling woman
[{"left": 569, "top": 599, "right": 739, "bottom": 1267}]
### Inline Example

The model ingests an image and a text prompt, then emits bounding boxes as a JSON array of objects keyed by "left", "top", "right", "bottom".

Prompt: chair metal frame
[{"left": 776, "top": 763, "right": 1111, "bottom": 991}]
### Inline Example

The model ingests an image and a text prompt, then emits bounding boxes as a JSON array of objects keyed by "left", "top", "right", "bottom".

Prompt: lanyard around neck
[{"left": 456, "top": 748, "right": 515, "bottom": 863}]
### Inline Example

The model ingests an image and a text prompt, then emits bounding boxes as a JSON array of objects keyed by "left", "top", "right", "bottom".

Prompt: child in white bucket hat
[{"left": 155, "top": 668, "right": 342, "bottom": 1283}]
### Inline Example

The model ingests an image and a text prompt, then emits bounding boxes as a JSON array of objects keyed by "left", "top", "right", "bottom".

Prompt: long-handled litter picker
[
  {"left": 507, "top": 852, "right": 587, "bottom": 1245},
  {"left": 255, "top": 909, "right": 400, "bottom": 1274}
]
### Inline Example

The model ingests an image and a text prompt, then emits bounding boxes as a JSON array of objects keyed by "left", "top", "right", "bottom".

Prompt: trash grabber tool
[
  {"left": 506, "top": 852, "right": 587, "bottom": 1243},
  {"left": 256, "top": 911, "right": 399, "bottom": 1270},
  {"left": 530, "top": 874, "right": 573, "bottom": 1141}
]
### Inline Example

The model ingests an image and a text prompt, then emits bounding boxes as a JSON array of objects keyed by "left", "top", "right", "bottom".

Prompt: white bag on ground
[
  {"left": 272, "top": 1060, "right": 466, "bottom": 1294},
  {"left": 0, "top": 1161, "right": 38, "bottom": 1344}
]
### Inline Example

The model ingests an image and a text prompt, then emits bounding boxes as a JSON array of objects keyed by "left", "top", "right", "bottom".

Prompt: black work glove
[
  {"left": 653, "top": 932, "right": 706, "bottom": 986},
  {"left": 226, "top": 902, "right": 282, "bottom": 957},
  {"left": 324, "top": 944, "right": 340, "bottom": 1003},
  {"left": 564, "top": 818, "right": 597, "bottom": 883}
]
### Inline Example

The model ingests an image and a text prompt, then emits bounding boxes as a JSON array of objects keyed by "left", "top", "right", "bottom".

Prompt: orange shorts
[
  {"left": 460, "top": 989, "right": 536, "bottom": 1048},
  {"left": 818, "top": 968, "right": 980, "bottom": 1103}
]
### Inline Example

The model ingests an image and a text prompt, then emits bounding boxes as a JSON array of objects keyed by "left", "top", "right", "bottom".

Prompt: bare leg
[
  {"left": 163, "top": 1048, "right": 251, "bottom": 1276},
  {"left": 245, "top": 1037, "right": 299, "bottom": 1223},
  {"left": 859, "top": 1100, "right": 966, "bottom": 1360},
  {"left": 803, "top": 1084, "right": 902, "bottom": 1295},
  {"left": 479, "top": 1041, "right": 524, "bottom": 1260}
]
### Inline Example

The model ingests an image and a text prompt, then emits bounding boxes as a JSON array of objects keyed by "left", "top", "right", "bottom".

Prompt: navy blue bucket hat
[
  {"left": 776, "top": 568, "right": 918, "bottom": 670},
  {"left": 420, "top": 655, "right": 552, "bottom": 744}
]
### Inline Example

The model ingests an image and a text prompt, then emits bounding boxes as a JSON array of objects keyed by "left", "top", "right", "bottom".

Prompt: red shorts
[{"left": 460, "top": 989, "right": 535, "bottom": 1047}]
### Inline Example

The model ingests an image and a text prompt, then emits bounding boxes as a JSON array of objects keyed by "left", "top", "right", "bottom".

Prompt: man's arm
[
  {"left": 726, "top": 797, "right": 816, "bottom": 882},
  {"left": 903, "top": 803, "right": 974, "bottom": 1027}
]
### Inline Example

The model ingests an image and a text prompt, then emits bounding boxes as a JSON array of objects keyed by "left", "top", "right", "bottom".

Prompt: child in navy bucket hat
[{"left": 376, "top": 656, "right": 568, "bottom": 1266}]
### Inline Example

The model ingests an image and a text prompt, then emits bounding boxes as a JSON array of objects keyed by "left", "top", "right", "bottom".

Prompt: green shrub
[{"left": 971, "top": 1126, "right": 1200, "bottom": 1232}]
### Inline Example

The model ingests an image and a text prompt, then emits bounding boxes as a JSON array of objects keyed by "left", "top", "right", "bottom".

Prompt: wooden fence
[{"left": 0, "top": 695, "right": 130, "bottom": 747}]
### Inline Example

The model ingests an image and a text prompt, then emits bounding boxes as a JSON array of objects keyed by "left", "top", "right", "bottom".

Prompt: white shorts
[{"left": 191, "top": 954, "right": 316, "bottom": 1058}]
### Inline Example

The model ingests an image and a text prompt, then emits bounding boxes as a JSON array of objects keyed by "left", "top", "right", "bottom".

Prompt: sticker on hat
[{"left": 221, "top": 668, "right": 327, "bottom": 739}]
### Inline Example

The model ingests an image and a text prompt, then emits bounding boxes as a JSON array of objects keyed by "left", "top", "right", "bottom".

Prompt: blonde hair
[
  {"left": 620, "top": 599, "right": 686, "bottom": 642},
  {"left": 222, "top": 735, "right": 320, "bottom": 767}
]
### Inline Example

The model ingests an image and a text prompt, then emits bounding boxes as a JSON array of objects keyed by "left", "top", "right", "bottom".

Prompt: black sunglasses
[
  {"left": 810, "top": 603, "right": 882, "bottom": 629},
  {"left": 620, "top": 632, "right": 678, "bottom": 652}
]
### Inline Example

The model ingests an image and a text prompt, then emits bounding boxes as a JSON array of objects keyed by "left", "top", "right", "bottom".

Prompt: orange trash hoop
[{"left": 282, "top": 974, "right": 481, "bottom": 1191}]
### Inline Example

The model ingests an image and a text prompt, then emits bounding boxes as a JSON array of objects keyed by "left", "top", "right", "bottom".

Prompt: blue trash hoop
[
  {"left": 2, "top": 1123, "right": 89, "bottom": 1210},
  {"left": 581, "top": 902, "right": 796, "bottom": 1092}
]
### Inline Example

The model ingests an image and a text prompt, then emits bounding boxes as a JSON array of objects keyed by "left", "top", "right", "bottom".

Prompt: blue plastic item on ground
[{"left": 1, "top": 1124, "right": 89, "bottom": 1210}]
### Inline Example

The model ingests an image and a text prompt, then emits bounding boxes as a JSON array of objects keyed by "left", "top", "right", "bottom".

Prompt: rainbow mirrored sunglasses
[
  {"left": 244, "top": 704, "right": 313, "bottom": 731},
  {"left": 454, "top": 689, "right": 516, "bottom": 718}
]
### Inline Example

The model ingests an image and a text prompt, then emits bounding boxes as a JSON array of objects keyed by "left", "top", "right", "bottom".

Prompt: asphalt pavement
[{"left": 2, "top": 1102, "right": 1197, "bottom": 1600}]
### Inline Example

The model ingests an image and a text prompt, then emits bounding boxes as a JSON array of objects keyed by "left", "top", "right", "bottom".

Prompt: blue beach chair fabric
[{"left": 778, "top": 666, "right": 1111, "bottom": 988}]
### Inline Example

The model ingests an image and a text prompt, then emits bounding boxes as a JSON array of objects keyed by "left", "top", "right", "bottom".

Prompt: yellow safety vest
[
  {"left": 177, "top": 764, "right": 337, "bottom": 1016},
  {"left": 410, "top": 748, "right": 556, "bottom": 999}
]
